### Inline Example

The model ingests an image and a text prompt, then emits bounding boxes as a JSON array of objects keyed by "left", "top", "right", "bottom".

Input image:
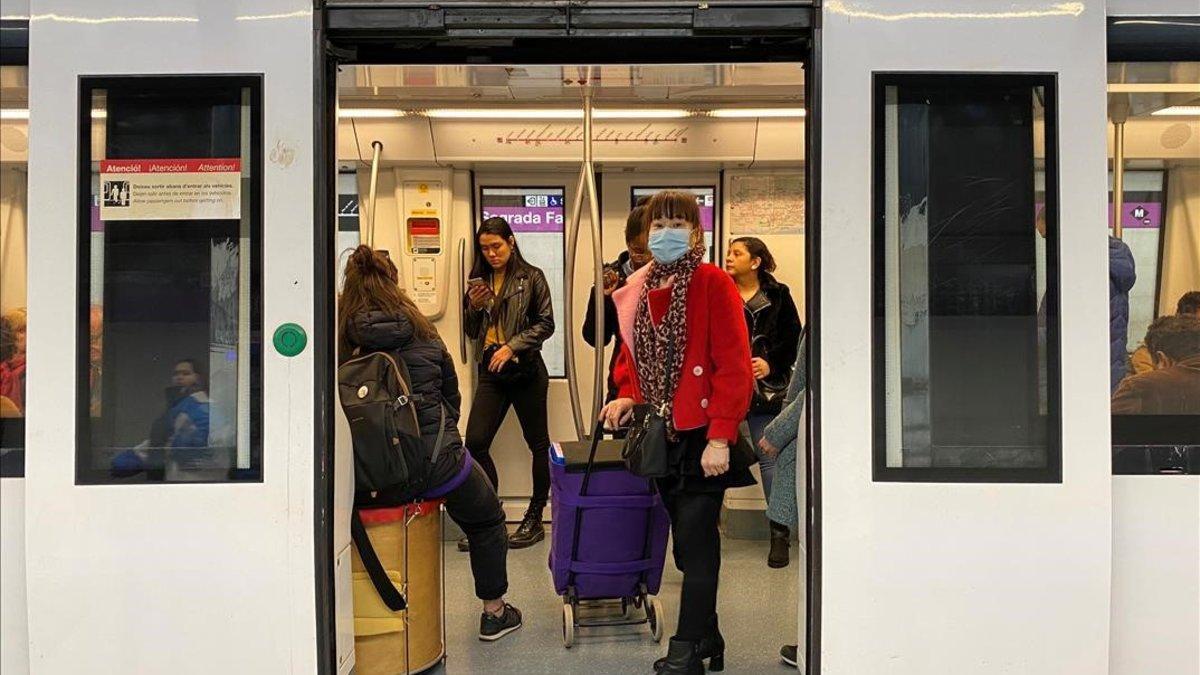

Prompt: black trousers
[
  {"left": 658, "top": 485, "right": 725, "bottom": 641},
  {"left": 464, "top": 355, "right": 552, "bottom": 510},
  {"left": 443, "top": 462, "right": 509, "bottom": 600}
]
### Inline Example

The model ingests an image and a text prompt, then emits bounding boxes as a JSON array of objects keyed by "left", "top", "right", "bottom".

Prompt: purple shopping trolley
[{"left": 549, "top": 423, "right": 671, "bottom": 648}]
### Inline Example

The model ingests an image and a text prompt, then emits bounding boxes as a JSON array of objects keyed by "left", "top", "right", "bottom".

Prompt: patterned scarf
[{"left": 633, "top": 245, "right": 705, "bottom": 438}]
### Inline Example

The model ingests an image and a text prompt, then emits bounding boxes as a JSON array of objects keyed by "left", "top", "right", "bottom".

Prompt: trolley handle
[{"left": 578, "top": 420, "right": 608, "bottom": 498}]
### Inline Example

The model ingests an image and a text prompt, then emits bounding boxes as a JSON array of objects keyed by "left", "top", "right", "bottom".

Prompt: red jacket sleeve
[
  {"left": 612, "top": 343, "right": 642, "bottom": 402},
  {"left": 704, "top": 270, "right": 753, "bottom": 441}
]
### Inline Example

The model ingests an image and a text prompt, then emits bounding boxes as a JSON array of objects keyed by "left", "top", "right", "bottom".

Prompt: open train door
[
  {"left": 21, "top": 2, "right": 326, "bottom": 672},
  {"left": 814, "top": 2, "right": 1112, "bottom": 673}
]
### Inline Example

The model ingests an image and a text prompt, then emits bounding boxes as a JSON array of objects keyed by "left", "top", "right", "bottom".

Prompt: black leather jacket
[
  {"left": 743, "top": 273, "right": 802, "bottom": 414},
  {"left": 463, "top": 259, "right": 555, "bottom": 362}
]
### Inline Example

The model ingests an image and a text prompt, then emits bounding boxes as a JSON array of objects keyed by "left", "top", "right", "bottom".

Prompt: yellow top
[{"left": 484, "top": 269, "right": 506, "bottom": 346}]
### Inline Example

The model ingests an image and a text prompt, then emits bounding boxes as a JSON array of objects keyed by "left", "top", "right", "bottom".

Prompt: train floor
[{"left": 428, "top": 528, "right": 801, "bottom": 674}]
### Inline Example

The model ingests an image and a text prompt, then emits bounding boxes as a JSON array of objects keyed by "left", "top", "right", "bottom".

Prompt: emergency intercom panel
[{"left": 398, "top": 176, "right": 450, "bottom": 317}]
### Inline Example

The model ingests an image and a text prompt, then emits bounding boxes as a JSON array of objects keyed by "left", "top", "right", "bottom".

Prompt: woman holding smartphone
[{"left": 463, "top": 216, "right": 555, "bottom": 550}]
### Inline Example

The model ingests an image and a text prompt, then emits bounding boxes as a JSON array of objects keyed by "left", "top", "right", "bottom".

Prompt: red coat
[{"left": 611, "top": 262, "right": 753, "bottom": 441}]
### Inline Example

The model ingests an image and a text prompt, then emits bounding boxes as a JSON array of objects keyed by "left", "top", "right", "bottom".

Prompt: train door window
[
  {"left": 0, "top": 64, "right": 28, "bottom": 477},
  {"left": 77, "top": 76, "right": 263, "bottom": 484},
  {"left": 632, "top": 186, "right": 717, "bottom": 261},
  {"left": 1108, "top": 61, "right": 1200, "bottom": 470},
  {"left": 872, "top": 74, "right": 1061, "bottom": 482},
  {"left": 478, "top": 186, "right": 567, "bottom": 377}
]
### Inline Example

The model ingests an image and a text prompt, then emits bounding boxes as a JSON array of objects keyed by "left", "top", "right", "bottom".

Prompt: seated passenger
[
  {"left": 582, "top": 199, "right": 650, "bottom": 401},
  {"left": 1128, "top": 291, "right": 1200, "bottom": 376},
  {"left": 341, "top": 245, "right": 523, "bottom": 642},
  {"left": 1112, "top": 314, "right": 1200, "bottom": 415},
  {"left": 0, "top": 308, "right": 27, "bottom": 414}
]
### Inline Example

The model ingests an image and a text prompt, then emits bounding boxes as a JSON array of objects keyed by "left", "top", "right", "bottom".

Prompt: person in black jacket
[
  {"left": 463, "top": 217, "right": 556, "bottom": 549},
  {"left": 340, "top": 245, "right": 523, "bottom": 642},
  {"left": 582, "top": 200, "right": 651, "bottom": 401},
  {"left": 725, "top": 236, "right": 802, "bottom": 568}
]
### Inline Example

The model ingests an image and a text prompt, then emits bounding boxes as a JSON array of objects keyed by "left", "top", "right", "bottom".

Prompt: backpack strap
[{"left": 351, "top": 508, "right": 407, "bottom": 612}]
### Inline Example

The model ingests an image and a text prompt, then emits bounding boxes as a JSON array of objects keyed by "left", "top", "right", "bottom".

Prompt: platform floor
[{"left": 424, "top": 530, "right": 801, "bottom": 674}]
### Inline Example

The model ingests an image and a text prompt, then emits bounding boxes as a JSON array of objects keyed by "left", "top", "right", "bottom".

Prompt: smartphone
[{"left": 467, "top": 277, "right": 486, "bottom": 288}]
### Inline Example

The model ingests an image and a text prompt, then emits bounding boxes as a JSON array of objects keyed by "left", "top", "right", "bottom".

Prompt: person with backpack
[
  {"left": 339, "top": 245, "right": 522, "bottom": 642},
  {"left": 462, "top": 217, "right": 556, "bottom": 549}
]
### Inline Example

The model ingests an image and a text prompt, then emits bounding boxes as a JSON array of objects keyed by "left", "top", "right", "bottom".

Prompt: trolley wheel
[
  {"left": 647, "top": 596, "right": 664, "bottom": 642},
  {"left": 562, "top": 602, "right": 576, "bottom": 648},
  {"left": 621, "top": 597, "right": 637, "bottom": 619}
]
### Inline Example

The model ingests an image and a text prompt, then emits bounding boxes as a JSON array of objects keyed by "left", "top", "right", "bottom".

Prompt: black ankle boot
[
  {"left": 508, "top": 506, "right": 545, "bottom": 549},
  {"left": 656, "top": 637, "right": 705, "bottom": 674},
  {"left": 768, "top": 522, "right": 790, "bottom": 568},
  {"left": 655, "top": 615, "right": 723, "bottom": 671}
]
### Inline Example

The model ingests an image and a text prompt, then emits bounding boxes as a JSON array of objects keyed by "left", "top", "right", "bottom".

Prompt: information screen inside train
[
  {"left": 632, "top": 186, "right": 717, "bottom": 260},
  {"left": 479, "top": 186, "right": 567, "bottom": 376}
]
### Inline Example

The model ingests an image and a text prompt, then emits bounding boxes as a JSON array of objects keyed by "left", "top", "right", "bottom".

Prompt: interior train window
[
  {"left": 76, "top": 76, "right": 263, "bottom": 484},
  {"left": 872, "top": 73, "right": 1061, "bottom": 482},
  {"left": 631, "top": 186, "right": 717, "bottom": 261},
  {"left": 0, "top": 64, "right": 29, "bottom": 477},
  {"left": 1107, "top": 61, "right": 1200, "bottom": 472},
  {"left": 478, "top": 186, "right": 566, "bottom": 377},
  {"left": 336, "top": 170, "right": 360, "bottom": 291}
]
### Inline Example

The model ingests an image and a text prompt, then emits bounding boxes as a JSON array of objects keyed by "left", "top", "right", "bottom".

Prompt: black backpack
[
  {"left": 338, "top": 350, "right": 443, "bottom": 612},
  {"left": 339, "top": 350, "right": 434, "bottom": 499}
]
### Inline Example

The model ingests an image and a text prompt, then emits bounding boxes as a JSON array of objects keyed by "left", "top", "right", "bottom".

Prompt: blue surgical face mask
[{"left": 648, "top": 228, "right": 691, "bottom": 264}]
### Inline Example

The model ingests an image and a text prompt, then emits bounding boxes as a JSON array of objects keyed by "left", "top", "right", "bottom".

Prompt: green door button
[{"left": 273, "top": 323, "right": 307, "bottom": 357}]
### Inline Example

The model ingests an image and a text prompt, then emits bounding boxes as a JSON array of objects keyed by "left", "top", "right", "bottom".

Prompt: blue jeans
[{"left": 746, "top": 412, "right": 777, "bottom": 502}]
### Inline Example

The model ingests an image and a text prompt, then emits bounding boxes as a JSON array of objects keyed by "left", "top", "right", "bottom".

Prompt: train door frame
[{"left": 313, "top": 3, "right": 821, "bottom": 673}]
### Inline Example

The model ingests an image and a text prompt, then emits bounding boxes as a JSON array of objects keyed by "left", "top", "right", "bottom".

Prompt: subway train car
[{"left": 0, "top": 2, "right": 1197, "bottom": 674}]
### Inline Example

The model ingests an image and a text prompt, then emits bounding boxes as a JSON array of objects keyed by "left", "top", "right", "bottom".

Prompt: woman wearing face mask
[
  {"left": 463, "top": 217, "right": 555, "bottom": 551},
  {"left": 600, "top": 191, "right": 754, "bottom": 675},
  {"left": 724, "top": 236, "right": 802, "bottom": 568}
]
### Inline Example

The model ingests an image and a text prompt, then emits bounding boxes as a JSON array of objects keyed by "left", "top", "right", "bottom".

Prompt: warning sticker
[{"left": 99, "top": 158, "right": 242, "bottom": 221}]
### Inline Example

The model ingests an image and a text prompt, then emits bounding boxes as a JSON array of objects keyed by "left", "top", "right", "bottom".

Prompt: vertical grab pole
[
  {"left": 457, "top": 238, "right": 468, "bottom": 364},
  {"left": 564, "top": 66, "right": 606, "bottom": 440},
  {"left": 366, "top": 140, "right": 383, "bottom": 248},
  {"left": 565, "top": 154, "right": 589, "bottom": 439},
  {"left": 1112, "top": 120, "right": 1126, "bottom": 240},
  {"left": 583, "top": 82, "right": 606, "bottom": 433}
]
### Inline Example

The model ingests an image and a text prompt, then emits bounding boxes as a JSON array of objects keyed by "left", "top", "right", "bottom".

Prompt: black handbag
[
  {"left": 622, "top": 340, "right": 676, "bottom": 478},
  {"left": 481, "top": 343, "right": 532, "bottom": 384},
  {"left": 621, "top": 402, "right": 672, "bottom": 478}
]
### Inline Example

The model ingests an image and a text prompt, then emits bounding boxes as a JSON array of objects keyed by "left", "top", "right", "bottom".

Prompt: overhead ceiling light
[
  {"left": 424, "top": 108, "right": 580, "bottom": 119},
  {"left": 1151, "top": 105, "right": 1200, "bottom": 117},
  {"left": 1108, "top": 83, "right": 1200, "bottom": 94},
  {"left": 338, "top": 108, "right": 406, "bottom": 118},
  {"left": 709, "top": 108, "right": 806, "bottom": 118},
  {"left": 0, "top": 109, "right": 29, "bottom": 120},
  {"left": 596, "top": 109, "right": 690, "bottom": 119}
]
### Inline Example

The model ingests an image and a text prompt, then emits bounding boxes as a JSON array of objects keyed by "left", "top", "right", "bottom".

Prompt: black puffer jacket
[
  {"left": 346, "top": 310, "right": 467, "bottom": 491},
  {"left": 743, "top": 273, "right": 803, "bottom": 414},
  {"left": 463, "top": 259, "right": 555, "bottom": 362}
]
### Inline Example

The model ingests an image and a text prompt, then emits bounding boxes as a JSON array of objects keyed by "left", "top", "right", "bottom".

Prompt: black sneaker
[
  {"left": 479, "top": 603, "right": 523, "bottom": 642},
  {"left": 508, "top": 508, "right": 545, "bottom": 549},
  {"left": 780, "top": 644, "right": 798, "bottom": 668},
  {"left": 457, "top": 537, "right": 469, "bottom": 552}
]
